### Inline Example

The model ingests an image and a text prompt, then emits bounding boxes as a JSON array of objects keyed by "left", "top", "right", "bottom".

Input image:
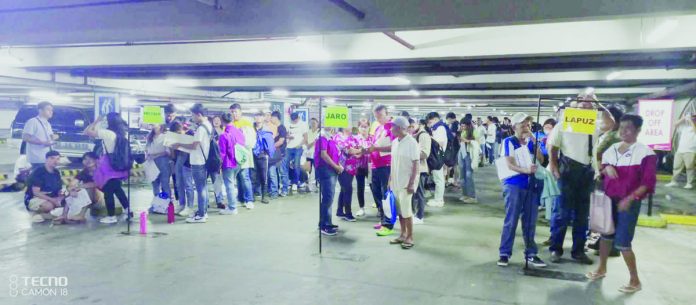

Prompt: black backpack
[
  {"left": 422, "top": 132, "right": 445, "bottom": 171},
  {"left": 106, "top": 136, "right": 133, "bottom": 171},
  {"left": 199, "top": 124, "right": 222, "bottom": 173},
  {"left": 444, "top": 138, "right": 459, "bottom": 167}
]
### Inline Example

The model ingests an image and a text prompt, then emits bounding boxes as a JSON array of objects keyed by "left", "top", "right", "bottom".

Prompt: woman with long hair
[
  {"left": 354, "top": 119, "right": 370, "bottom": 217},
  {"left": 146, "top": 124, "right": 172, "bottom": 199},
  {"left": 170, "top": 122, "right": 196, "bottom": 216},
  {"left": 84, "top": 112, "right": 131, "bottom": 224},
  {"left": 458, "top": 117, "right": 478, "bottom": 203}
]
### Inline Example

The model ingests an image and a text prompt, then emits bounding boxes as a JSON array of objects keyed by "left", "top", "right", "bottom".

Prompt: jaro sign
[
  {"left": 562, "top": 108, "right": 597, "bottom": 135},
  {"left": 324, "top": 106, "right": 349, "bottom": 128}
]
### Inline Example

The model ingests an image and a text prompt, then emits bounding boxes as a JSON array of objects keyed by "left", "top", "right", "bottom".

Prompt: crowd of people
[{"left": 20, "top": 94, "right": 685, "bottom": 294}]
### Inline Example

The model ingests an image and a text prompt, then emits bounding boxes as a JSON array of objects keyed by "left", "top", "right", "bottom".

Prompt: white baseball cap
[{"left": 510, "top": 112, "right": 533, "bottom": 126}]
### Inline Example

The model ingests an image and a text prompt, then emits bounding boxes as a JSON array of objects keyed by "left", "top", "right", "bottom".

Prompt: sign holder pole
[
  {"left": 126, "top": 108, "right": 132, "bottom": 234},
  {"left": 523, "top": 95, "right": 542, "bottom": 272},
  {"left": 318, "top": 99, "right": 323, "bottom": 255}
]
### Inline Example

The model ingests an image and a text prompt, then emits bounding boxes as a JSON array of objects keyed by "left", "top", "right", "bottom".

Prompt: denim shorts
[{"left": 601, "top": 198, "right": 642, "bottom": 251}]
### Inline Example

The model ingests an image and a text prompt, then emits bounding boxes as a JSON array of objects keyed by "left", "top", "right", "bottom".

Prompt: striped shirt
[{"left": 601, "top": 142, "right": 657, "bottom": 200}]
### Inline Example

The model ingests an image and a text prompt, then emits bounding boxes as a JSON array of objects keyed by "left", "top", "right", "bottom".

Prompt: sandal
[
  {"left": 585, "top": 271, "right": 606, "bottom": 281},
  {"left": 401, "top": 242, "right": 414, "bottom": 249},
  {"left": 390, "top": 238, "right": 405, "bottom": 245},
  {"left": 618, "top": 284, "right": 642, "bottom": 293}
]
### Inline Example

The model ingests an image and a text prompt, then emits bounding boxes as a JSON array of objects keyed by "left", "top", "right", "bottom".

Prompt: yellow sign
[
  {"left": 562, "top": 108, "right": 597, "bottom": 134},
  {"left": 324, "top": 106, "right": 349, "bottom": 128},
  {"left": 142, "top": 106, "right": 164, "bottom": 124}
]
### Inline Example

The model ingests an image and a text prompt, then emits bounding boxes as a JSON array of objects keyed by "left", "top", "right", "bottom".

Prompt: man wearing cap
[
  {"left": 24, "top": 150, "right": 65, "bottom": 223},
  {"left": 547, "top": 94, "right": 597, "bottom": 265},
  {"left": 497, "top": 113, "right": 546, "bottom": 267}
]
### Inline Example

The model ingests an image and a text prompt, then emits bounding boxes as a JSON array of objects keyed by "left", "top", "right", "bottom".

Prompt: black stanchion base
[{"left": 312, "top": 251, "right": 368, "bottom": 262}]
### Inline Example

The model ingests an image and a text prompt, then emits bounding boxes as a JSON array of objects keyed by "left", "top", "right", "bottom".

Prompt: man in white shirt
[
  {"left": 426, "top": 112, "right": 448, "bottom": 207},
  {"left": 474, "top": 118, "right": 487, "bottom": 164},
  {"left": 284, "top": 112, "right": 309, "bottom": 193},
  {"left": 667, "top": 113, "right": 696, "bottom": 189},
  {"left": 547, "top": 97, "right": 597, "bottom": 265},
  {"left": 22, "top": 101, "right": 58, "bottom": 169},
  {"left": 485, "top": 116, "right": 498, "bottom": 164},
  {"left": 388, "top": 116, "right": 420, "bottom": 249},
  {"left": 172, "top": 103, "right": 212, "bottom": 223}
]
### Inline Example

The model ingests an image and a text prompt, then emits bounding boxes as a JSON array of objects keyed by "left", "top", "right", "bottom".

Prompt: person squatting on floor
[{"left": 496, "top": 113, "right": 547, "bottom": 268}]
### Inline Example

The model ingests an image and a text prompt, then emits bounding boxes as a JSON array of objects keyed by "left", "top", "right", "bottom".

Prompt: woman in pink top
[
  {"left": 354, "top": 120, "right": 371, "bottom": 217},
  {"left": 586, "top": 114, "right": 657, "bottom": 294},
  {"left": 334, "top": 127, "right": 365, "bottom": 222}
]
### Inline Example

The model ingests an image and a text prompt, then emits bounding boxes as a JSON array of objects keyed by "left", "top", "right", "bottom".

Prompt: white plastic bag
[
  {"left": 589, "top": 191, "right": 615, "bottom": 235},
  {"left": 144, "top": 160, "right": 160, "bottom": 183},
  {"left": 149, "top": 196, "right": 170, "bottom": 214}
]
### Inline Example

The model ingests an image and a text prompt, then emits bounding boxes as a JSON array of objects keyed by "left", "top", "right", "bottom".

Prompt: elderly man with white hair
[{"left": 387, "top": 116, "right": 420, "bottom": 249}]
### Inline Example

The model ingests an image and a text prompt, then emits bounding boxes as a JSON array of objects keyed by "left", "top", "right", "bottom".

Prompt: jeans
[
  {"left": 236, "top": 168, "right": 254, "bottom": 203},
  {"left": 602, "top": 198, "right": 642, "bottom": 250},
  {"left": 370, "top": 166, "right": 391, "bottom": 229},
  {"left": 222, "top": 167, "right": 239, "bottom": 211},
  {"left": 151, "top": 156, "right": 172, "bottom": 198},
  {"left": 356, "top": 168, "right": 367, "bottom": 208},
  {"left": 317, "top": 166, "right": 337, "bottom": 229},
  {"left": 337, "top": 171, "right": 354, "bottom": 216},
  {"left": 254, "top": 154, "right": 269, "bottom": 197},
  {"left": 283, "top": 147, "right": 303, "bottom": 187},
  {"left": 549, "top": 173, "right": 592, "bottom": 256},
  {"left": 191, "top": 165, "right": 209, "bottom": 217},
  {"left": 175, "top": 160, "right": 194, "bottom": 208},
  {"left": 103, "top": 179, "right": 129, "bottom": 217},
  {"left": 431, "top": 168, "right": 445, "bottom": 202},
  {"left": 487, "top": 142, "right": 498, "bottom": 164},
  {"left": 412, "top": 173, "right": 428, "bottom": 219},
  {"left": 269, "top": 161, "right": 285, "bottom": 197},
  {"left": 499, "top": 184, "right": 539, "bottom": 258},
  {"left": 459, "top": 151, "right": 476, "bottom": 198}
]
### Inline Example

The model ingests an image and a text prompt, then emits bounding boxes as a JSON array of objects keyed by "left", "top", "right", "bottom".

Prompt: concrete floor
[{"left": 0, "top": 166, "right": 695, "bottom": 305}]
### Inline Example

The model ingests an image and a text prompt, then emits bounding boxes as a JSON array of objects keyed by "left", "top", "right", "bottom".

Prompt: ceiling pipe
[
  {"left": 382, "top": 32, "right": 415, "bottom": 50},
  {"left": 0, "top": 0, "right": 167, "bottom": 14},
  {"left": 632, "top": 81, "right": 696, "bottom": 103},
  {"left": 328, "top": 0, "right": 365, "bottom": 20}
]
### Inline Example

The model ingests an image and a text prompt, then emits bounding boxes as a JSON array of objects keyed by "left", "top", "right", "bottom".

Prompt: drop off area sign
[{"left": 638, "top": 99, "right": 673, "bottom": 151}]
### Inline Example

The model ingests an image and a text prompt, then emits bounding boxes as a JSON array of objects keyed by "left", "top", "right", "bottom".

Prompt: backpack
[
  {"left": 253, "top": 129, "right": 276, "bottom": 158},
  {"left": 425, "top": 135, "right": 445, "bottom": 171},
  {"left": 433, "top": 121, "right": 459, "bottom": 167},
  {"left": 104, "top": 135, "right": 133, "bottom": 171},
  {"left": 200, "top": 124, "right": 222, "bottom": 173}
]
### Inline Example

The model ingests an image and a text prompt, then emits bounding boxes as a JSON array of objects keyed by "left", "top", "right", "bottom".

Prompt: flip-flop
[
  {"left": 585, "top": 271, "right": 606, "bottom": 281},
  {"left": 618, "top": 284, "right": 642, "bottom": 293},
  {"left": 401, "top": 242, "right": 414, "bottom": 249},
  {"left": 390, "top": 238, "right": 405, "bottom": 245}
]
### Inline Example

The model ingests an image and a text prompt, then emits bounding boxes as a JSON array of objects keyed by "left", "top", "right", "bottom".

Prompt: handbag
[{"left": 589, "top": 190, "right": 614, "bottom": 235}]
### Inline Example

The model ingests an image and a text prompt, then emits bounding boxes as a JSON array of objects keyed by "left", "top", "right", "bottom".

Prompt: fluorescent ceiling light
[
  {"left": 467, "top": 105, "right": 473, "bottom": 110},
  {"left": 606, "top": 71, "right": 622, "bottom": 81},
  {"left": 362, "top": 101, "right": 371, "bottom": 107},
  {"left": 174, "top": 102, "right": 195, "bottom": 111},
  {"left": 0, "top": 51, "right": 22, "bottom": 67},
  {"left": 271, "top": 89, "right": 290, "bottom": 97},
  {"left": 409, "top": 89, "right": 420, "bottom": 97},
  {"left": 455, "top": 102, "right": 461, "bottom": 107},
  {"left": 393, "top": 76, "right": 411, "bottom": 85},
  {"left": 437, "top": 98, "right": 445, "bottom": 104},
  {"left": 584, "top": 87, "right": 595, "bottom": 95},
  {"left": 361, "top": 112, "right": 366, "bottom": 116},
  {"left": 29, "top": 91, "right": 72, "bottom": 102},
  {"left": 646, "top": 19, "right": 679, "bottom": 44},
  {"left": 166, "top": 78, "right": 197, "bottom": 87},
  {"left": 325, "top": 98, "right": 336, "bottom": 104},
  {"left": 413, "top": 107, "right": 419, "bottom": 111}
]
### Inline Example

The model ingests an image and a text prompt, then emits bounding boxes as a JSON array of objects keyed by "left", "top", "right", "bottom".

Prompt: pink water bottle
[
  {"left": 167, "top": 202, "right": 175, "bottom": 224},
  {"left": 139, "top": 211, "right": 147, "bottom": 234}
]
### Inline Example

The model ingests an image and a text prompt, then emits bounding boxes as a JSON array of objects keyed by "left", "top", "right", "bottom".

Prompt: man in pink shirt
[
  {"left": 365, "top": 104, "right": 397, "bottom": 236},
  {"left": 218, "top": 113, "right": 246, "bottom": 215}
]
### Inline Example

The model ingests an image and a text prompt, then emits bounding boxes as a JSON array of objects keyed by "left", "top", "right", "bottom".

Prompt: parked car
[{"left": 11, "top": 104, "right": 147, "bottom": 164}]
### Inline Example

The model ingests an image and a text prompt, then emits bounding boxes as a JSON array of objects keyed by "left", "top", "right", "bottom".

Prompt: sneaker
[
  {"left": 100, "top": 216, "right": 118, "bottom": 224},
  {"left": 458, "top": 196, "right": 468, "bottom": 202},
  {"left": 550, "top": 251, "right": 562, "bottom": 263},
  {"left": 31, "top": 214, "right": 46, "bottom": 223},
  {"left": 292, "top": 184, "right": 298, "bottom": 192},
  {"left": 463, "top": 197, "right": 478, "bottom": 204},
  {"left": 177, "top": 206, "right": 191, "bottom": 217},
  {"left": 665, "top": 181, "right": 678, "bottom": 187},
  {"left": 245, "top": 202, "right": 255, "bottom": 210},
  {"left": 320, "top": 227, "right": 337, "bottom": 236},
  {"left": 261, "top": 197, "right": 270, "bottom": 204},
  {"left": 219, "top": 209, "right": 238, "bottom": 215},
  {"left": 120, "top": 211, "right": 133, "bottom": 222},
  {"left": 336, "top": 212, "right": 346, "bottom": 218},
  {"left": 685, "top": 183, "right": 693, "bottom": 189},
  {"left": 497, "top": 256, "right": 509, "bottom": 267},
  {"left": 279, "top": 192, "right": 288, "bottom": 197},
  {"left": 413, "top": 217, "right": 424, "bottom": 225},
  {"left": 572, "top": 253, "right": 594, "bottom": 265},
  {"left": 376, "top": 227, "right": 394, "bottom": 236},
  {"left": 342, "top": 215, "right": 357, "bottom": 222},
  {"left": 186, "top": 213, "right": 207, "bottom": 223},
  {"left": 373, "top": 223, "right": 382, "bottom": 230},
  {"left": 526, "top": 256, "right": 547, "bottom": 268},
  {"left": 216, "top": 203, "right": 226, "bottom": 210},
  {"left": 355, "top": 208, "right": 366, "bottom": 217}
]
